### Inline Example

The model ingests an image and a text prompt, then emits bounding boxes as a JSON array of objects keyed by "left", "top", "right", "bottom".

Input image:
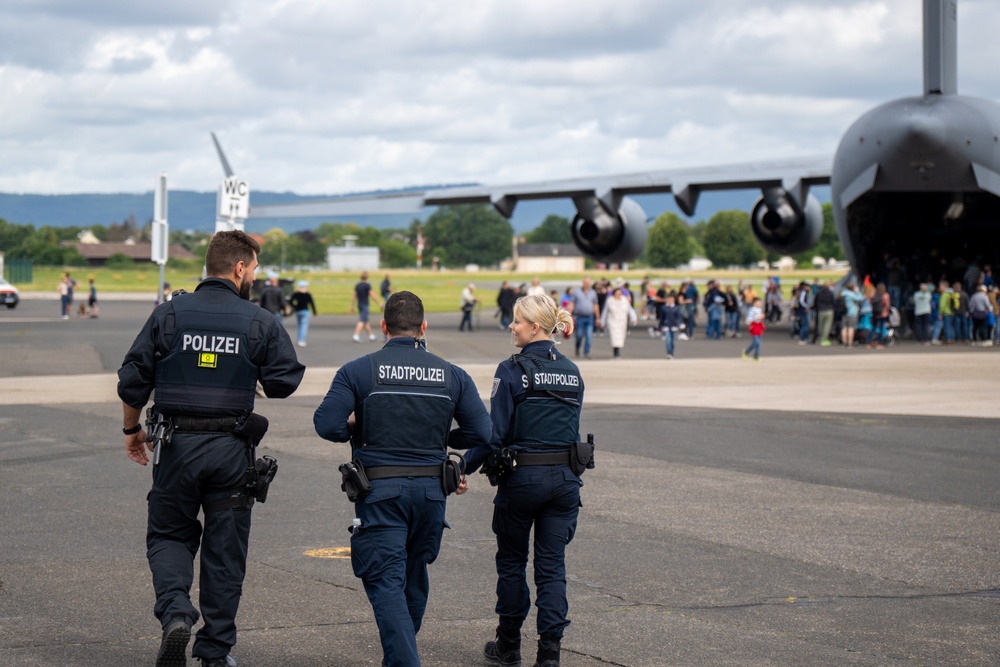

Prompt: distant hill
[{"left": 0, "top": 186, "right": 831, "bottom": 235}]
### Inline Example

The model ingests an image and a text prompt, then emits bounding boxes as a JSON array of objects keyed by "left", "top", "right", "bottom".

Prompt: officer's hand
[
  {"left": 455, "top": 475, "right": 468, "bottom": 495},
  {"left": 125, "top": 430, "right": 152, "bottom": 466}
]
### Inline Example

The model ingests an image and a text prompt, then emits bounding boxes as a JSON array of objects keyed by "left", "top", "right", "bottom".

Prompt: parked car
[{"left": 0, "top": 277, "right": 19, "bottom": 308}]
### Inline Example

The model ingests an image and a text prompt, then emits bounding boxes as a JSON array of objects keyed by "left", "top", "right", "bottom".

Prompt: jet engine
[
  {"left": 571, "top": 195, "right": 648, "bottom": 264},
  {"left": 749, "top": 188, "right": 823, "bottom": 255}
]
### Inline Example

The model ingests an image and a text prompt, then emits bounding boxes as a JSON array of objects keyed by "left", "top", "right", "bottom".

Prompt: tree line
[{"left": 0, "top": 201, "right": 842, "bottom": 270}]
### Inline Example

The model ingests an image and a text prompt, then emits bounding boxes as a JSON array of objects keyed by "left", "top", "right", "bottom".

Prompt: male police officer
[
  {"left": 314, "top": 290, "right": 491, "bottom": 667},
  {"left": 119, "top": 230, "right": 304, "bottom": 667}
]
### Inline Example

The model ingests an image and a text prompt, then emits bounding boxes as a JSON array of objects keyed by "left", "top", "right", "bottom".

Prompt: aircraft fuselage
[{"left": 831, "top": 93, "right": 1000, "bottom": 282}]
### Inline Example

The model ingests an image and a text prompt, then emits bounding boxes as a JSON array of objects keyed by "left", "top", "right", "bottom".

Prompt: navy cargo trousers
[
  {"left": 350, "top": 476, "right": 448, "bottom": 667},
  {"left": 146, "top": 432, "right": 252, "bottom": 662},
  {"left": 492, "top": 464, "right": 582, "bottom": 639}
]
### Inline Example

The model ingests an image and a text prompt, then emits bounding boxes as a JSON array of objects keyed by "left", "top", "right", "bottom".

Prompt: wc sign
[{"left": 218, "top": 177, "right": 250, "bottom": 219}]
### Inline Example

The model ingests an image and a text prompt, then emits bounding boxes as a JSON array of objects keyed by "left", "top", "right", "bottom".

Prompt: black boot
[
  {"left": 484, "top": 626, "right": 522, "bottom": 667},
  {"left": 532, "top": 637, "right": 560, "bottom": 667},
  {"left": 155, "top": 616, "right": 191, "bottom": 667}
]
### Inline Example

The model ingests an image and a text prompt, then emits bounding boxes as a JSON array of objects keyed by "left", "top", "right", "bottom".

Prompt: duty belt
[
  {"left": 365, "top": 465, "right": 441, "bottom": 481},
  {"left": 514, "top": 450, "right": 571, "bottom": 466},
  {"left": 168, "top": 415, "right": 241, "bottom": 432}
]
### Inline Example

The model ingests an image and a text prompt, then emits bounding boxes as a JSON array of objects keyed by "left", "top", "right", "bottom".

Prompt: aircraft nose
[{"left": 903, "top": 111, "right": 948, "bottom": 154}]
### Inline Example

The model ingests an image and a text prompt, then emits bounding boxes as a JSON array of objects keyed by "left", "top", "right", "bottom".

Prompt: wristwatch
[{"left": 123, "top": 423, "right": 142, "bottom": 435}]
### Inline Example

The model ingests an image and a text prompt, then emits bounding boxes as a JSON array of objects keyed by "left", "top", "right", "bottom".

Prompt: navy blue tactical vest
[
  {"left": 360, "top": 344, "right": 455, "bottom": 454},
  {"left": 154, "top": 292, "right": 260, "bottom": 416},
  {"left": 508, "top": 352, "right": 582, "bottom": 448}
]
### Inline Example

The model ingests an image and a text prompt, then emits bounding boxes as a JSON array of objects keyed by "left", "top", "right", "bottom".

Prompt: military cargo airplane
[{"left": 237, "top": 0, "right": 998, "bottom": 281}]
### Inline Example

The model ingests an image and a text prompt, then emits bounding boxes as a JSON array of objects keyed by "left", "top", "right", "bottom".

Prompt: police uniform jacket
[
  {"left": 118, "top": 278, "right": 305, "bottom": 415},
  {"left": 464, "top": 340, "right": 585, "bottom": 473},
  {"left": 313, "top": 336, "right": 491, "bottom": 468}
]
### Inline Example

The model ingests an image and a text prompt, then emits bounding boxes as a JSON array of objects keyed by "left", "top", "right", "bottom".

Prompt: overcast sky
[{"left": 0, "top": 0, "right": 997, "bottom": 197}]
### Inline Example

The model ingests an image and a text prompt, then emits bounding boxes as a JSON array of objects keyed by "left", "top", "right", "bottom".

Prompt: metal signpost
[{"left": 151, "top": 174, "right": 168, "bottom": 303}]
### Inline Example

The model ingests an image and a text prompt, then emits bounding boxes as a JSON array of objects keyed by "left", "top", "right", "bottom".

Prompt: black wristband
[{"left": 123, "top": 423, "right": 142, "bottom": 435}]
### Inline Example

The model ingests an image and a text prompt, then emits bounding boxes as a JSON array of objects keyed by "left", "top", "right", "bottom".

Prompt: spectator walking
[
  {"left": 794, "top": 281, "right": 812, "bottom": 344},
  {"left": 526, "top": 277, "right": 545, "bottom": 297},
  {"left": 969, "top": 284, "right": 992, "bottom": 345},
  {"left": 86, "top": 278, "right": 99, "bottom": 318},
  {"left": 379, "top": 274, "right": 392, "bottom": 300},
  {"left": 857, "top": 292, "right": 874, "bottom": 346},
  {"left": 559, "top": 286, "right": 573, "bottom": 310},
  {"left": 288, "top": 280, "right": 317, "bottom": 347},
  {"left": 568, "top": 278, "right": 600, "bottom": 359},
  {"left": 351, "top": 271, "right": 382, "bottom": 342},
  {"left": 813, "top": 280, "right": 835, "bottom": 345},
  {"left": 932, "top": 281, "right": 954, "bottom": 344},
  {"left": 684, "top": 280, "right": 699, "bottom": 338},
  {"left": 840, "top": 283, "right": 865, "bottom": 347},
  {"left": 600, "top": 287, "right": 637, "bottom": 358},
  {"left": 766, "top": 282, "right": 784, "bottom": 323},
  {"left": 258, "top": 273, "right": 286, "bottom": 322},
  {"left": 870, "top": 283, "right": 890, "bottom": 348},
  {"left": 953, "top": 282, "right": 970, "bottom": 343},
  {"left": 658, "top": 294, "right": 683, "bottom": 359},
  {"left": 58, "top": 272, "right": 76, "bottom": 319},
  {"left": 639, "top": 275, "right": 652, "bottom": 320},
  {"left": 742, "top": 297, "right": 765, "bottom": 361},
  {"left": 913, "top": 283, "right": 933, "bottom": 344},
  {"left": 460, "top": 283, "right": 478, "bottom": 332},
  {"left": 723, "top": 285, "right": 740, "bottom": 337},
  {"left": 496, "top": 281, "right": 518, "bottom": 330}
]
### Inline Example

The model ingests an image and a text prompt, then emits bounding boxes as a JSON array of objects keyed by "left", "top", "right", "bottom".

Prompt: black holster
[
  {"left": 441, "top": 452, "right": 466, "bottom": 495},
  {"left": 480, "top": 447, "right": 517, "bottom": 486},
  {"left": 251, "top": 455, "right": 278, "bottom": 503},
  {"left": 570, "top": 433, "right": 597, "bottom": 476},
  {"left": 144, "top": 407, "right": 174, "bottom": 467},
  {"left": 339, "top": 459, "right": 372, "bottom": 503},
  {"left": 235, "top": 412, "right": 269, "bottom": 445}
]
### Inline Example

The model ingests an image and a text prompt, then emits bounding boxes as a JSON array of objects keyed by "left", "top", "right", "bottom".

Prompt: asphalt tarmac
[{"left": 1, "top": 298, "right": 998, "bottom": 666}]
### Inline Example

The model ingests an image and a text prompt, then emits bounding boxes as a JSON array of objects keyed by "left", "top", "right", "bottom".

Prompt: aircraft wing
[
  {"left": 248, "top": 155, "right": 831, "bottom": 220},
  {"left": 247, "top": 155, "right": 832, "bottom": 263}
]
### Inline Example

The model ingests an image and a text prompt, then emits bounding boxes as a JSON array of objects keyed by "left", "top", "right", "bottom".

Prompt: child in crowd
[
  {"left": 743, "top": 297, "right": 765, "bottom": 361},
  {"left": 658, "top": 294, "right": 683, "bottom": 359},
  {"left": 857, "top": 297, "right": 874, "bottom": 346}
]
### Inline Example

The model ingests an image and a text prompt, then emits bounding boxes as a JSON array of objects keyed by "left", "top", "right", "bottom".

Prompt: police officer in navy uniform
[
  {"left": 314, "top": 290, "right": 491, "bottom": 667},
  {"left": 118, "top": 230, "right": 304, "bottom": 667},
  {"left": 474, "top": 293, "right": 586, "bottom": 667}
]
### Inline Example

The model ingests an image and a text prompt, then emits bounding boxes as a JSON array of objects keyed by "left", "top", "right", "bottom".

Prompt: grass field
[{"left": 21, "top": 266, "right": 846, "bottom": 314}]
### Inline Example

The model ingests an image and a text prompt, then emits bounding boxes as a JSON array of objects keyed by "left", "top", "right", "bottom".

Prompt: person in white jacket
[{"left": 600, "top": 287, "right": 637, "bottom": 358}]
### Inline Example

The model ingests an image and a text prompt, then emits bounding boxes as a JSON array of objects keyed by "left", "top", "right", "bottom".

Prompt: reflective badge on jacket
[{"left": 182, "top": 332, "right": 242, "bottom": 370}]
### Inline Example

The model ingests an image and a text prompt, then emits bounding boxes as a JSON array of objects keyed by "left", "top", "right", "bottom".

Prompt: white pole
[{"left": 152, "top": 174, "right": 169, "bottom": 303}]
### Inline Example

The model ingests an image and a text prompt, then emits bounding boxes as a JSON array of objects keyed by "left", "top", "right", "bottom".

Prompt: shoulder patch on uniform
[{"left": 491, "top": 377, "right": 501, "bottom": 398}]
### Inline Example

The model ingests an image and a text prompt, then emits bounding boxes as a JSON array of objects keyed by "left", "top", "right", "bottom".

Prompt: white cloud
[{"left": 0, "top": 0, "right": 996, "bottom": 196}]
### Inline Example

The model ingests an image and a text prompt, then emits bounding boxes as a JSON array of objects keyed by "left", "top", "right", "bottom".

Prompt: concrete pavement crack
[{"left": 254, "top": 559, "right": 360, "bottom": 594}]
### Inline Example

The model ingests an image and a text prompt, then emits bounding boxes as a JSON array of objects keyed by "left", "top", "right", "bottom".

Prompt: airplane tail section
[
  {"left": 211, "top": 132, "right": 235, "bottom": 178},
  {"left": 924, "top": 0, "right": 957, "bottom": 96}
]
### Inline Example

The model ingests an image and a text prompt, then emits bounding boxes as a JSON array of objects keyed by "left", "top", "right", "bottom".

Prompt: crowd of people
[
  {"left": 492, "top": 264, "right": 1000, "bottom": 361},
  {"left": 782, "top": 264, "right": 1000, "bottom": 349},
  {"left": 492, "top": 276, "right": 764, "bottom": 359}
]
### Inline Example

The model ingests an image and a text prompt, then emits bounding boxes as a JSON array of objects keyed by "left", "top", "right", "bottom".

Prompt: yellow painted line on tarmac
[{"left": 304, "top": 546, "right": 352, "bottom": 559}]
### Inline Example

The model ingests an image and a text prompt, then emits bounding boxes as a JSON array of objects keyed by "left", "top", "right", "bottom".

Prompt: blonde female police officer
[{"left": 464, "top": 293, "right": 588, "bottom": 667}]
